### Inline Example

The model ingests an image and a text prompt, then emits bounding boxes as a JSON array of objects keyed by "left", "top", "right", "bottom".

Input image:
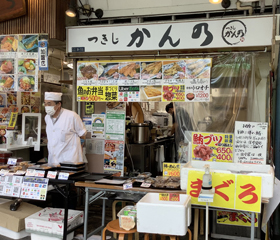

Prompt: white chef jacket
[{"left": 45, "top": 108, "right": 87, "bottom": 165}]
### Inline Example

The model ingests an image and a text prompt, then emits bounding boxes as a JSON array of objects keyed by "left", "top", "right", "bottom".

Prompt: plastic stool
[
  {"left": 112, "top": 200, "right": 139, "bottom": 240},
  {"left": 102, "top": 219, "right": 137, "bottom": 240}
]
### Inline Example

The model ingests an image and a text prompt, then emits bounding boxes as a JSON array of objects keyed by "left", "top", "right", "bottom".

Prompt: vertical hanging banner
[
  {"left": 192, "top": 132, "right": 234, "bottom": 162},
  {"left": 234, "top": 121, "right": 268, "bottom": 164},
  {"left": 38, "top": 34, "right": 48, "bottom": 71}
]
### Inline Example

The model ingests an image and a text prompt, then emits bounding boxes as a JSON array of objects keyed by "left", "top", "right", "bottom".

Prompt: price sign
[
  {"left": 58, "top": 172, "right": 69, "bottom": 180},
  {"left": 47, "top": 171, "right": 57, "bottom": 179},
  {"left": 123, "top": 182, "right": 133, "bottom": 190},
  {"left": 159, "top": 193, "right": 180, "bottom": 201},
  {"left": 7, "top": 158, "right": 17, "bottom": 165},
  {"left": 163, "top": 163, "right": 181, "bottom": 177},
  {"left": 159, "top": 193, "right": 169, "bottom": 201},
  {"left": 140, "top": 182, "right": 151, "bottom": 188},
  {"left": 34, "top": 170, "right": 45, "bottom": 178},
  {"left": 26, "top": 169, "right": 36, "bottom": 177},
  {"left": 192, "top": 132, "right": 234, "bottom": 162}
]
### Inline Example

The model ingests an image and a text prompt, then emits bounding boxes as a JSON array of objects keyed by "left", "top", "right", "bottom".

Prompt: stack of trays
[{"left": 59, "top": 162, "right": 86, "bottom": 174}]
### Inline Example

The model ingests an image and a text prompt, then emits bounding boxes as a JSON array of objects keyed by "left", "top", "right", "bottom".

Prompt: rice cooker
[
  {"left": 129, "top": 122, "right": 153, "bottom": 144},
  {"left": 152, "top": 112, "right": 169, "bottom": 127}
]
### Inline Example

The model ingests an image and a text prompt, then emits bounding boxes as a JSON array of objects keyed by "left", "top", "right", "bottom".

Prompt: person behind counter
[
  {"left": 44, "top": 92, "right": 86, "bottom": 166},
  {"left": 166, "top": 102, "right": 193, "bottom": 162}
]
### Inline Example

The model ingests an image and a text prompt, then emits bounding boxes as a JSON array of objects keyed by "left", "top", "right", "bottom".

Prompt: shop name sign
[{"left": 67, "top": 16, "right": 273, "bottom": 53}]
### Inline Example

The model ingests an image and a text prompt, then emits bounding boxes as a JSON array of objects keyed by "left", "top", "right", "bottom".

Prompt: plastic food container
[{"left": 117, "top": 206, "right": 137, "bottom": 230}]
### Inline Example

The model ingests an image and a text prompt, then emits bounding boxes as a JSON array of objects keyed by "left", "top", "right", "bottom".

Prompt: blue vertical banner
[{"left": 38, "top": 39, "right": 48, "bottom": 71}]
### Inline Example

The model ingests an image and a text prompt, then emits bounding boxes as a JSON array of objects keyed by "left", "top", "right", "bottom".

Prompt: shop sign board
[
  {"left": 67, "top": 16, "right": 273, "bottom": 53},
  {"left": 234, "top": 121, "right": 268, "bottom": 164},
  {"left": 76, "top": 58, "right": 211, "bottom": 102},
  {"left": 187, "top": 170, "right": 262, "bottom": 213},
  {"left": 217, "top": 210, "right": 258, "bottom": 227},
  {"left": 191, "top": 132, "right": 234, "bottom": 162}
]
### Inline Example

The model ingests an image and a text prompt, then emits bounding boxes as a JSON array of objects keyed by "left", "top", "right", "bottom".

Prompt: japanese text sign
[
  {"left": 163, "top": 163, "right": 181, "bottom": 177},
  {"left": 187, "top": 170, "right": 262, "bottom": 213},
  {"left": 162, "top": 85, "right": 185, "bottom": 102},
  {"left": 67, "top": 17, "right": 273, "bottom": 52},
  {"left": 159, "top": 193, "right": 180, "bottom": 202},
  {"left": 234, "top": 121, "right": 268, "bottom": 164},
  {"left": 77, "top": 86, "right": 118, "bottom": 102},
  {"left": 192, "top": 132, "right": 234, "bottom": 162}
]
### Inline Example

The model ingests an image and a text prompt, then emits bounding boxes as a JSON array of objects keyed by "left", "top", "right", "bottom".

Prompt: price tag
[
  {"left": 7, "top": 158, "right": 17, "bottom": 165},
  {"left": 123, "top": 182, "right": 133, "bottom": 190},
  {"left": 162, "top": 163, "right": 181, "bottom": 177},
  {"left": 58, "top": 172, "right": 69, "bottom": 180},
  {"left": 159, "top": 193, "right": 169, "bottom": 201},
  {"left": 26, "top": 169, "right": 36, "bottom": 177},
  {"left": 15, "top": 170, "right": 26, "bottom": 175},
  {"left": 140, "top": 182, "right": 151, "bottom": 188},
  {"left": 47, "top": 171, "right": 57, "bottom": 179},
  {"left": 0, "top": 169, "right": 9, "bottom": 176},
  {"left": 34, "top": 170, "right": 45, "bottom": 178},
  {"left": 159, "top": 193, "right": 180, "bottom": 201}
]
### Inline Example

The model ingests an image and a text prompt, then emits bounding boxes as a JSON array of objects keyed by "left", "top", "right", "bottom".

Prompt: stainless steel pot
[{"left": 130, "top": 123, "right": 151, "bottom": 144}]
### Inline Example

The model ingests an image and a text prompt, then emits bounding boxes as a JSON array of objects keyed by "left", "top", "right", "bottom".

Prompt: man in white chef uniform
[{"left": 44, "top": 92, "right": 86, "bottom": 165}]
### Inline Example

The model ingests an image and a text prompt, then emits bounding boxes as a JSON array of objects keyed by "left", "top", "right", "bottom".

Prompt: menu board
[
  {"left": 234, "top": 121, "right": 268, "bottom": 164},
  {"left": 77, "top": 58, "right": 212, "bottom": 102},
  {"left": 0, "top": 34, "right": 42, "bottom": 92},
  {"left": 192, "top": 132, "right": 234, "bottom": 162},
  {"left": 20, "top": 177, "right": 49, "bottom": 201},
  {"left": 0, "top": 175, "right": 23, "bottom": 197}
]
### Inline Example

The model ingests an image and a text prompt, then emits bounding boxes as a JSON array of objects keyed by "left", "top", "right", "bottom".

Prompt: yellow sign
[
  {"left": 187, "top": 170, "right": 205, "bottom": 205},
  {"left": 217, "top": 211, "right": 258, "bottom": 227},
  {"left": 163, "top": 163, "right": 181, "bottom": 177},
  {"left": 159, "top": 193, "right": 180, "bottom": 201},
  {"left": 159, "top": 193, "right": 169, "bottom": 201},
  {"left": 187, "top": 170, "right": 262, "bottom": 213},
  {"left": 77, "top": 86, "right": 118, "bottom": 102},
  {"left": 162, "top": 85, "right": 185, "bottom": 102},
  {"left": 192, "top": 132, "right": 234, "bottom": 162},
  {"left": 8, "top": 112, "right": 18, "bottom": 130},
  {"left": 211, "top": 172, "right": 235, "bottom": 209},
  {"left": 235, "top": 175, "right": 262, "bottom": 213}
]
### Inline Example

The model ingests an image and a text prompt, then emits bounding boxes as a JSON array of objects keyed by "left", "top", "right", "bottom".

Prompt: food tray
[
  {"left": 70, "top": 172, "right": 112, "bottom": 181},
  {"left": 59, "top": 165, "right": 85, "bottom": 170},
  {"left": 95, "top": 176, "right": 129, "bottom": 185}
]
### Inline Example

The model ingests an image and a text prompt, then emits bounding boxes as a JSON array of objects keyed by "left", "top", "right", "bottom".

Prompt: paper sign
[
  {"left": 162, "top": 163, "right": 181, "bottom": 177},
  {"left": 192, "top": 132, "right": 234, "bottom": 162},
  {"left": 159, "top": 193, "right": 180, "bottom": 201},
  {"left": 7, "top": 158, "right": 17, "bottom": 165},
  {"left": 26, "top": 169, "right": 36, "bottom": 177},
  {"left": 123, "top": 182, "right": 133, "bottom": 190},
  {"left": 92, "top": 114, "right": 105, "bottom": 139},
  {"left": 187, "top": 170, "right": 262, "bottom": 212},
  {"left": 211, "top": 172, "right": 235, "bottom": 209},
  {"left": 86, "top": 139, "right": 104, "bottom": 154},
  {"left": 217, "top": 211, "right": 258, "bottom": 227},
  {"left": 185, "top": 78, "right": 211, "bottom": 102},
  {"left": 58, "top": 172, "right": 69, "bottom": 180},
  {"left": 118, "top": 86, "right": 140, "bottom": 102},
  {"left": 34, "top": 170, "right": 45, "bottom": 178},
  {"left": 83, "top": 117, "right": 92, "bottom": 132},
  {"left": 162, "top": 85, "right": 185, "bottom": 102},
  {"left": 47, "top": 171, "right": 57, "bottom": 179},
  {"left": 235, "top": 175, "right": 262, "bottom": 213},
  {"left": 85, "top": 102, "right": 95, "bottom": 115},
  {"left": 140, "top": 182, "right": 151, "bottom": 188},
  {"left": 20, "top": 177, "right": 49, "bottom": 201},
  {"left": 77, "top": 86, "right": 118, "bottom": 102},
  {"left": 234, "top": 121, "right": 268, "bottom": 164},
  {"left": 7, "top": 112, "right": 18, "bottom": 130}
]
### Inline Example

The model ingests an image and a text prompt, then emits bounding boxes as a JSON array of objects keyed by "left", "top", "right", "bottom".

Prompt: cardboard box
[
  {"left": 0, "top": 201, "right": 42, "bottom": 232},
  {"left": 25, "top": 208, "right": 84, "bottom": 238}
]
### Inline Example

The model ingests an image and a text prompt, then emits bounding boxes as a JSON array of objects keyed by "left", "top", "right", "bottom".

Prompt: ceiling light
[
  {"left": 66, "top": 8, "right": 76, "bottom": 17},
  {"left": 67, "top": 63, "right": 73, "bottom": 69},
  {"left": 209, "top": 0, "right": 222, "bottom": 4}
]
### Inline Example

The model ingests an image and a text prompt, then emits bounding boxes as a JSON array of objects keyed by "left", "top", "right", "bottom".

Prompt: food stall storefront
[{"left": 65, "top": 14, "right": 277, "bottom": 240}]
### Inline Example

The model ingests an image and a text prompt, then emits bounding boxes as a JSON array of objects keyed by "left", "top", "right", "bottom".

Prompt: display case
[{"left": 22, "top": 113, "right": 41, "bottom": 151}]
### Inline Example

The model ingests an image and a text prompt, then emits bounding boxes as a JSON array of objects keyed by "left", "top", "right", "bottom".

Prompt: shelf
[{"left": 0, "top": 144, "right": 31, "bottom": 152}]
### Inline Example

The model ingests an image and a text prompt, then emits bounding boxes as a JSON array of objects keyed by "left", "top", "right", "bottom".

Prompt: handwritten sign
[
  {"left": 187, "top": 170, "right": 262, "bottom": 213},
  {"left": 192, "top": 132, "right": 234, "bottom": 162},
  {"left": 234, "top": 121, "right": 268, "bottom": 164},
  {"left": 163, "top": 163, "right": 181, "bottom": 177}
]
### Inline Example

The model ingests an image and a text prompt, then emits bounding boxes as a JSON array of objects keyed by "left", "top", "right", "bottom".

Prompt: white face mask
[{"left": 45, "top": 106, "right": 56, "bottom": 116}]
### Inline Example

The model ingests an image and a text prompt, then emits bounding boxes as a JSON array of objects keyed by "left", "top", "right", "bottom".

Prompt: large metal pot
[{"left": 129, "top": 123, "right": 152, "bottom": 144}]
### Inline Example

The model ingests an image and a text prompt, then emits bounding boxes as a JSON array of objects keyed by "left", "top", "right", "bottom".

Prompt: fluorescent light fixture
[
  {"left": 65, "top": 8, "right": 76, "bottom": 17},
  {"left": 67, "top": 63, "right": 73, "bottom": 69},
  {"left": 209, "top": 0, "right": 222, "bottom": 3}
]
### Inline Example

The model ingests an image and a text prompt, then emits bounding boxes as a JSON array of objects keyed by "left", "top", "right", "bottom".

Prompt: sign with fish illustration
[
  {"left": 67, "top": 16, "right": 272, "bottom": 53},
  {"left": 77, "top": 58, "right": 211, "bottom": 102}
]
